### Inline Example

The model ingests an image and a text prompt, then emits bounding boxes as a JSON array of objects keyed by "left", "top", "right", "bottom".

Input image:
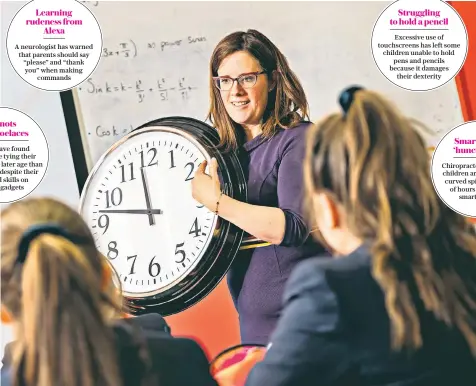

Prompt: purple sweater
[{"left": 227, "top": 121, "right": 328, "bottom": 345}]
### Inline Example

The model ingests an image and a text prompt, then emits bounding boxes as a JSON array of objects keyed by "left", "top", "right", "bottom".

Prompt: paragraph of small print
[
  {"left": 6, "top": 0, "right": 102, "bottom": 91},
  {"left": 431, "top": 121, "right": 476, "bottom": 217},
  {"left": 371, "top": 0, "right": 468, "bottom": 91},
  {"left": 0, "top": 107, "right": 49, "bottom": 203}
]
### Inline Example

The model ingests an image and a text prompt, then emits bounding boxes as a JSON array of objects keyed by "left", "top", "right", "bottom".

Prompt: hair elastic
[
  {"left": 15, "top": 223, "right": 90, "bottom": 266},
  {"left": 338, "top": 85, "right": 364, "bottom": 116}
]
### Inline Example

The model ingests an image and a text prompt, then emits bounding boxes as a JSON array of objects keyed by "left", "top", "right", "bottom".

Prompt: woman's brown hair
[
  {"left": 1, "top": 197, "right": 125, "bottom": 386},
  {"left": 207, "top": 29, "right": 310, "bottom": 152},
  {"left": 304, "top": 87, "right": 476, "bottom": 354}
]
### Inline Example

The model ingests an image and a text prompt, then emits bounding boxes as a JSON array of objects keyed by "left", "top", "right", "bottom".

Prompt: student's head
[
  {"left": 304, "top": 86, "right": 476, "bottom": 354},
  {"left": 1, "top": 197, "right": 123, "bottom": 385},
  {"left": 207, "top": 29, "right": 309, "bottom": 151}
]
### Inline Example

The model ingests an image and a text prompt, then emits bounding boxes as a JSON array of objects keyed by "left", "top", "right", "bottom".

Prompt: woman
[
  {"left": 218, "top": 86, "right": 476, "bottom": 385},
  {"left": 191, "top": 29, "right": 327, "bottom": 345},
  {"left": 0, "top": 197, "right": 218, "bottom": 386}
]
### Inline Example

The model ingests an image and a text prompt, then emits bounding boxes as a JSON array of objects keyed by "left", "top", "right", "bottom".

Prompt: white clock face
[{"left": 80, "top": 127, "right": 218, "bottom": 298}]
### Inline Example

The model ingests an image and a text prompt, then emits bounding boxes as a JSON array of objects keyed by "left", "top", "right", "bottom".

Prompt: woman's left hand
[{"left": 191, "top": 158, "right": 221, "bottom": 211}]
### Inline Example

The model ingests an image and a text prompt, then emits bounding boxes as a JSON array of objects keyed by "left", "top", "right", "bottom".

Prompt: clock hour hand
[
  {"left": 98, "top": 209, "right": 163, "bottom": 214},
  {"left": 141, "top": 167, "right": 155, "bottom": 226}
]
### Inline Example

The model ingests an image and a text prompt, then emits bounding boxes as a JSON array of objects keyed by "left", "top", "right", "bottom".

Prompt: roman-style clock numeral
[
  {"left": 184, "top": 162, "right": 195, "bottom": 181},
  {"left": 120, "top": 162, "right": 135, "bottom": 183},
  {"left": 189, "top": 218, "right": 201, "bottom": 238},
  {"left": 128, "top": 255, "right": 137, "bottom": 274},
  {"left": 175, "top": 242, "right": 186, "bottom": 263},
  {"left": 139, "top": 147, "right": 158, "bottom": 168},
  {"left": 149, "top": 256, "right": 161, "bottom": 277},
  {"left": 104, "top": 187, "right": 122, "bottom": 207},
  {"left": 107, "top": 241, "right": 118, "bottom": 259}
]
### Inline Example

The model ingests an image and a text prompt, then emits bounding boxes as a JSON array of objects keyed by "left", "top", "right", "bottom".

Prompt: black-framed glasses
[{"left": 212, "top": 71, "right": 266, "bottom": 91}]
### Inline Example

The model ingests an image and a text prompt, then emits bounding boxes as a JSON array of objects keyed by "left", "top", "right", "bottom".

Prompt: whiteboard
[{"left": 73, "top": 1, "right": 464, "bottom": 170}]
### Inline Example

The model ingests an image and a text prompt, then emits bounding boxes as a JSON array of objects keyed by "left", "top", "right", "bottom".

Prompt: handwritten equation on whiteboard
[
  {"left": 98, "top": 36, "right": 207, "bottom": 59},
  {"left": 78, "top": 77, "right": 198, "bottom": 104},
  {"left": 74, "top": 28, "right": 211, "bottom": 167}
]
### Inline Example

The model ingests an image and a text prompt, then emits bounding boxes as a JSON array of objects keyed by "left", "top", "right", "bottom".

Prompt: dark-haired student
[
  {"left": 216, "top": 86, "right": 476, "bottom": 386},
  {"left": 0, "top": 197, "right": 218, "bottom": 386}
]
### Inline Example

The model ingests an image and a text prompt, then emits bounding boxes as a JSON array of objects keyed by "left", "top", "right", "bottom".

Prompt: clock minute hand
[
  {"left": 98, "top": 209, "right": 163, "bottom": 214},
  {"left": 141, "top": 167, "right": 155, "bottom": 226}
]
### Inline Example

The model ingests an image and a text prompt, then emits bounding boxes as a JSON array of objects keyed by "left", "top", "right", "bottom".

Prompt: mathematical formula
[
  {"left": 100, "top": 36, "right": 207, "bottom": 59},
  {"left": 89, "top": 124, "right": 135, "bottom": 139},
  {"left": 78, "top": 77, "right": 198, "bottom": 104}
]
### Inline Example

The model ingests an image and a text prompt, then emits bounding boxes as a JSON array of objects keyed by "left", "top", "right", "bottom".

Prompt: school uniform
[
  {"left": 245, "top": 244, "right": 476, "bottom": 385},
  {"left": 1, "top": 313, "right": 218, "bottom": 386}
]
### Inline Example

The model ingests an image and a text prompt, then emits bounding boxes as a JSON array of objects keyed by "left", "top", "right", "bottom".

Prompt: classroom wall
[{"left": 1, "top": 0, "right": 476, "bottom": 364}]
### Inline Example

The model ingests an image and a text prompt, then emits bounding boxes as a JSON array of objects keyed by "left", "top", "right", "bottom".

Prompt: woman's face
[{"left": 217, "top": 51, "right": 271, "bottom": 130}]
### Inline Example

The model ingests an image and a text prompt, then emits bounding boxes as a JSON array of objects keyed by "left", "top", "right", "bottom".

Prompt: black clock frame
[{"left": 81, "top": 116, "right": 247, "bottom": 316}]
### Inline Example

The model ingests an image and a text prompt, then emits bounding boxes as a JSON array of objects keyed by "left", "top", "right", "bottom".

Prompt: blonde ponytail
[
  {"left": 1, "top": 198, "right": 125, "bottom": 386},
  {"left": 16, "top": 234, "right": 122, "bottom": 386},
  {"left": 305, "top": 87, "right": 476, "bottom": 355}
]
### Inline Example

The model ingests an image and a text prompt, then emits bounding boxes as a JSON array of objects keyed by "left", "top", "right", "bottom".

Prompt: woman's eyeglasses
[{"left": 213, "top": 71, "right": 266, "bottom": 91}]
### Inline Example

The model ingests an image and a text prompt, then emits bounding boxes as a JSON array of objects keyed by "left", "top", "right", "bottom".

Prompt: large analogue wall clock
[{"left": 79, "top": 116, "right": 247, "bottom": 316}]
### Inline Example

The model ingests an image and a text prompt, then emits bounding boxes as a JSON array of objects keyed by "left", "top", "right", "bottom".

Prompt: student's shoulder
[
  {"left": 150, "top": 332, "right": 210, "bottom": 360},
  {"left": 145, "top": 333, "right": 218, "bottom": 385},
  {"left": 284, "top": 246, "right": 371, "bottom": 302},
  {"left": 123, "top": 312, "right": 172, "bottom": 334},
  {"left": 283, "top": 256, "right": 334, "bottom": 302},
  {"left": 114, "top": 317, "right": 208, "bottom": 359}
]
